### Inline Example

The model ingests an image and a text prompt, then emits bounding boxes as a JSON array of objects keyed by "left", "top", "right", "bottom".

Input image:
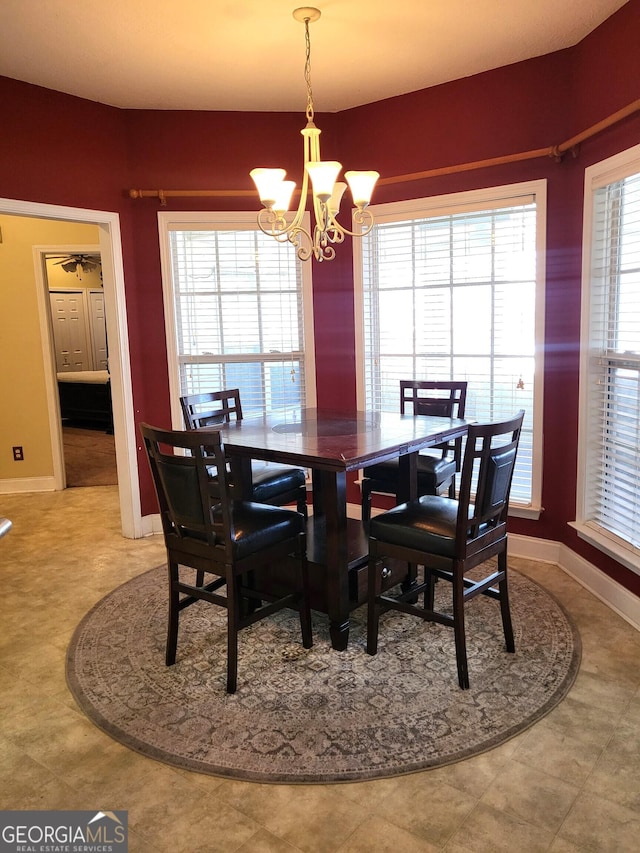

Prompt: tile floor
[{"left": 1, "top": 486, "right": 639, "bottom": 852}]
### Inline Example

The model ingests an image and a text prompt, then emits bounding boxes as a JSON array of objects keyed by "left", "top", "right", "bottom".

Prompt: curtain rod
[{"left": 128, "top": 97, "right": 640, "bottom": 204}]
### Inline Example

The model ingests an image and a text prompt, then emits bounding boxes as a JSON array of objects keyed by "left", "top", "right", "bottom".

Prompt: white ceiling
[{"left": 0, "top": 0, "right": 629, "bottom": 112}]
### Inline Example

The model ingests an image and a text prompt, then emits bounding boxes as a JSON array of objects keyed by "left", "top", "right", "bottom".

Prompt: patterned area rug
[{"left": 66, "top": 566, "right": 580, "bottom": 783}]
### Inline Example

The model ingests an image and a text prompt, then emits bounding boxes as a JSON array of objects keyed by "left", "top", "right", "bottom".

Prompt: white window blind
[
  {"left": 160, "top": 215, "right": 314, "bottom": 420},
  {"left": 583, "top": 170, "right": 640, "bottom": 554},
  {"left": 357, "top": 185, "right": 546, "bottom": 507}
]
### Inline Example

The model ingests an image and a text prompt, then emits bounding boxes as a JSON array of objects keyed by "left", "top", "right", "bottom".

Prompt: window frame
[
  {"left": 574, "top": 143, "right": 640, "bottom": 574},
  {"left": 353, "top": 180, "right": 547, "bottom": 518},
  {"left": 158, "top": 211, "right": 316, "bottom": 428}
]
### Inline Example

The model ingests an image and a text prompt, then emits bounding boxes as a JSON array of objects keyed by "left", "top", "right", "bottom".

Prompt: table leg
[
  {"left": 398, "top": 452, "right": 420, "bottom": 597},
  {"left": 397, "top": 451, "right": 418, "bottom": 503},
  {"left": 315, "top": 469, "right": 350, "bottom": 651},
  {"left": 229, "top": 455, "right": 253, "bottom": 499}
]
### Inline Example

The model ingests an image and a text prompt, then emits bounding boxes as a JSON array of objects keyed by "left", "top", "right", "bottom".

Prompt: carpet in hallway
[
  {"left": 63, "top": 425, "right": 117, "bottom": 487},
  {"left": 66, "top": 566, "right": 580, "bottom": 783}
]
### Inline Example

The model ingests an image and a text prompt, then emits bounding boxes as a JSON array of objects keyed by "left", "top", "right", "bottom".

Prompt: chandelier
[{"left": 250, "top": 7, "right": 379, "bottom": 262}]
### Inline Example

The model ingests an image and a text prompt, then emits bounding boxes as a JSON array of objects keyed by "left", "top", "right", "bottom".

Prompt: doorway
[
  {"left": 0, "top": 197, "right": 141, "bottom": 538},
  {"left": 44, "top": 251, "right": 118, "bottom": 488}
]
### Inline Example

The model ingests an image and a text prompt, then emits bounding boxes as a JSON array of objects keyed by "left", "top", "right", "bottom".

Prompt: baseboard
[
  {"left": 140, "top": 512, "right": 163, "bottom": 537},
  {"left": 557, "top": 542, "right": 640, "bottom": 632},
  {"left": 0, "top": 476, "right": 56, "bottom": 494},
  {"left": 508, "top": 533, "right": 640, "bottom": 632},
  {"left": 508, "top": 533, "right": 561, "bottom": 564}
]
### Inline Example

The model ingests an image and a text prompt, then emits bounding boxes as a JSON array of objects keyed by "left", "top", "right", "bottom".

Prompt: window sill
[
  {"left": 569, "top": 520, "right": 640, "bottom": 576},
  {"left": 509, "top": 504, "right": 542, "bottom": 521}
]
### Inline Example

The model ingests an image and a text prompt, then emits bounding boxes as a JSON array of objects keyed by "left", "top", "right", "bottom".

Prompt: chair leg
[
  {"left": 424, "top": 566, "right": 436, "bottom": 611},
  {"left": 242, "top": 570, "right": 260, "bottom": 616},
  {"left": 452, "top": 568, "right": 469, "bottom": 689},
  {"left": 401, "top": 561, "right": 419, "bottom": 602},
  {"left": 498, "top": 551, "right": 515, "bottom": 653},
  {"left": 296, "top": 485, "right": 308, "bottom": 519},
  {"left": 366, "top": 555, "right": 380, "bottom": 655},
  {"left": 166, "top": 560, "right": 179, "bottom": 666},
  {"left": 361, "top": 479, "right": 372, "bottom": 532},
  {"left": 297, "top": 543, "right": 313, "bottom": 649},
  {"left": 226, "top": 568, "right": 239, "bottom": 694}
]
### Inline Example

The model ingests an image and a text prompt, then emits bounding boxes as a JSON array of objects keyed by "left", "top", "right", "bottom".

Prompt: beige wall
[{"left": 0, "top": 215, "right": 100, "bottom": 482}]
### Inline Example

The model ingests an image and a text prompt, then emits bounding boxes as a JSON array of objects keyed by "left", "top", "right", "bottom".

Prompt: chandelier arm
[
  {"left": 314, "top": 243, "right": 335, "bottom": 262},
  {"left": 255, "top": 209, "right": 289, "bottom": 238},
  {"left": 313, "top": 197, "right": 327, "bottom": 235},
  {"left": 326, "top": 227, "right": 345, "bottom": 246},
  {"left": 256, "top": 210, "right": 316, "bottom": 257},
  {"left": 289, "top": 182, "right": 308, "bottom": 231},
  {"left": 295, "top": 131, "right": 314, "bottom": 229},
  {"left": 323, "top": 208, "right": 375, "bottom": 239},
  {"left": 289, "top": 226, "right": 314, "bottom": 261}
]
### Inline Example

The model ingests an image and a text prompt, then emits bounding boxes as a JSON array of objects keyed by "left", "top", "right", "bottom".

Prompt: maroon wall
[{"left": 1, "top": 1, "right": 639, "bottom": 593}]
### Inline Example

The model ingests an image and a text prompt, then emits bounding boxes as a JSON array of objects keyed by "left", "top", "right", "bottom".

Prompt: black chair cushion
[
  {"left": 250, "top": 462, "right": 306, "bottom": 502},
  {"left": 179, "top": 501, "right": 305, "bottom": 559},
  {"left": 370, "top": 494, "right": 459, "bottom": 557},
  {"left": 365, "top": 453, "right": 456, "bottom": 492},
  {"left": 228, "top": 502, "right": 306, "bottom": 559},
  {"left": 205, "top": 462, "right": 305, "bottom": 502}
]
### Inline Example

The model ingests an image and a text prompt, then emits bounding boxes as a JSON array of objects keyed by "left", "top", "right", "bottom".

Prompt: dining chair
[
  {"left": 366, "top": 409, "right": 525, "bottom": 689},
  {"left": 361, "top": 380, "right": 468, "bottom": 530},
  {"left": 180, "top": 389, "right": 308, "bottom": 517},
  {"left": 140, "top": 423, "right": 313, "bottom": 694}
]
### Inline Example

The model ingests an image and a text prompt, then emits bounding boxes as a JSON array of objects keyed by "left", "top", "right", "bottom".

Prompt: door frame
[{"left": 1, "top": 196, "right": 141, "bottom": 539}]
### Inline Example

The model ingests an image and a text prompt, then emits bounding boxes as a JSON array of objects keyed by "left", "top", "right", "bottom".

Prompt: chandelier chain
[{"left": 304, "top": 17, "right": 314, "bottom": 122}]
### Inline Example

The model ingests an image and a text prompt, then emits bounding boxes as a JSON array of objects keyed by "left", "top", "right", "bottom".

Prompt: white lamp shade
[
  {"left": 273, "top": 180, "right": 296, "bottom": 214},
  {"left": 328, "top": 181, "right": 347, "bottom": 216},
  {"left": 305, "top": 160, "right": 342, "bottom": 203},
  {"left": 250, "top": 168, "right": 287, "bottom": 207},
  {"left": 345, "top": 170, "right": 380, "bottom": 207}
]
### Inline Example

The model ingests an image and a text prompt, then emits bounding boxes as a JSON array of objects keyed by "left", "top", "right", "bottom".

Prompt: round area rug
[{"left": 66, "top": 566, "right": 581, "bottom": 783}]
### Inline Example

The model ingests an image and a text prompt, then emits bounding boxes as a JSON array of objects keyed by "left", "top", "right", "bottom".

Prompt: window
[
  {"left": 576, "top": 144, "right": 640, "bottom": 572},
  {"left": 158, "top": 212, "right": 316, "bottom": 424},
  {"left": 354, "top": 182, "right": 546, "bottom": 513}
]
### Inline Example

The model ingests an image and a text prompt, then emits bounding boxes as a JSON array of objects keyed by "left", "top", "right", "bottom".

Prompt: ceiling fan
[{"left": 47, "top": 253, "right": 101, "bottom": 276}]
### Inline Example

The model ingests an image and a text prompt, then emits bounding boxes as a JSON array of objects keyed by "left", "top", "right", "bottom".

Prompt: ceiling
[{"left": 0, "top": 0, "right": 629, "bottom": 112}]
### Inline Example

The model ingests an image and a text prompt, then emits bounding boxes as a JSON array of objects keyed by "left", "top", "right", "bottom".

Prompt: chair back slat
[
  {"left": 400, "top": 380, "right": 467, "bottom": 419},
  {"left": 456, "top": 410, "right": 525, "bottom": 546},
  {"left": 140, "top": 424, "right": 235, "bottom": 553},
  {"left": 180, "top": 389, "right": 243, "bottom": 430},
  {"left": 400, "top": 380, "right": 468, "bottom": 468}
]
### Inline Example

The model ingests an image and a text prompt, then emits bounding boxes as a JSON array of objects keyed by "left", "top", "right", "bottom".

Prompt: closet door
[
  {"left": 49, "top": 290, "right": 93, "bottom": 372},
  {"left": 88, "top": 289, "right": 108, "bottom": 370}
]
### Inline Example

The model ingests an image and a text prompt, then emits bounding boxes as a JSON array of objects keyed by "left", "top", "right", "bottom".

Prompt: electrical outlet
[{"left": 12, "top": 446, "right": 24, "bottom": 461}]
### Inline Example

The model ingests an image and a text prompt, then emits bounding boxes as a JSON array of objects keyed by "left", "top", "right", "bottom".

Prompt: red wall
[{"left": 2, "top": 1, "right": 640, "bottom": 593}]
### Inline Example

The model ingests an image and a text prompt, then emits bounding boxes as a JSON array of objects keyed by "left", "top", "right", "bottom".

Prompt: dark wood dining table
[{"left": 216, "top": 407, "right": 469, "bottom": 650}]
